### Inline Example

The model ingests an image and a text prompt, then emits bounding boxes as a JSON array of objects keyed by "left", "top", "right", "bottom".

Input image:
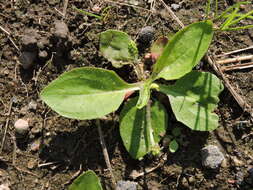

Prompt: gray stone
[
  {"left": 201, "top": 145, "right": 224, "bottom": 169},
  {"left": 171, "top": 3, "right": 181, "bottom": 11},
  {"left": 116, "top": 180, "right": 137, "bottom": 190},
  {"left": 28, "top": 100, "right": 37, "bottom": 110}
]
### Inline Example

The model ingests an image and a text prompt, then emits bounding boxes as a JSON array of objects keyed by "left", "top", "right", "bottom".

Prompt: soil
[{"left": 0, "top": 0, "right": 253, "bottom": 190}]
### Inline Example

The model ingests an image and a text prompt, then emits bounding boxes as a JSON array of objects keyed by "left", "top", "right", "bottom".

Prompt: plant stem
[
  {"left": 146, "top": 100, "right": 156, "bottom": 150},
  {"left": 96, "top": 119, "right": 116, "bottom": 187},
  {"left": 132, "top": 60, "right": 145, "bottom": 81},
  {"left": 205, "top": 0, "right": 212, "bottom": 18}
]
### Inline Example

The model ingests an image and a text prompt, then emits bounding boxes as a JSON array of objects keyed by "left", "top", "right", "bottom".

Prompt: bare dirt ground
[{"left": 0, "top": 0, "right": 253, "bottom": 189}]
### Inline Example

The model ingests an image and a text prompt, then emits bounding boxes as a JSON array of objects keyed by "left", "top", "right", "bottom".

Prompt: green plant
[
  {"left": 69, "top": 170, "right": 103, "bottom": 190},
  {"left": 40, "top": 3, "right": 252, "bottom": 160}
]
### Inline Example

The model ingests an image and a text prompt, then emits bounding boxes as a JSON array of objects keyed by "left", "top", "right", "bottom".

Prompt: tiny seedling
[{"left": 40, "top": 2, "right": 252, "bottom": 160}]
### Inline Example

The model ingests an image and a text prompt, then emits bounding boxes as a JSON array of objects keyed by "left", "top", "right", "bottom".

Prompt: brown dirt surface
[{"left": 0, "top": 0, "right": 253, "bottom": 190}]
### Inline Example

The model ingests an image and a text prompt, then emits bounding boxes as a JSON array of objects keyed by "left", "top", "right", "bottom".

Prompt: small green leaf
[
  {"left": 151, "top": 21, "right": 214, "bottom": 81},
  {"left": 68, "top": 170, "right": 103, "bottom": 190},
  {"left": 100, "top": 30, "right": 138, "bottom": 68},
  {"left": 159, "top": 71, "right": 223, "bottom": 131},
  {"left": 41, "top": 67, "right": 139, "bottom": 120},
  {"left": 120, "top": 98, "right": 168, "bottom": 159},
  {"left": 150, "top": 36, "right": 168, "bottom": 60},
  {"left": 169, "top": 139, "right": 179, "bottom": 153}
]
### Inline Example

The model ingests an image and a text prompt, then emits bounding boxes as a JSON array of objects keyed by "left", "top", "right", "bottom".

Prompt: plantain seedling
[{"left": 40, "top": 2, "right": 252, "bottom": 160}]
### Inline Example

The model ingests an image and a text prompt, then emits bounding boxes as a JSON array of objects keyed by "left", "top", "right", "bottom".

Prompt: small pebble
[
  {"left": 188, "top": 176, "right": 195, "bottom": 184},
  {"left": 181, "top": 177, "right": 189, "bottom": 188},
  {"left": 0, "top": 184, "right": 10, "bottom": 190},
  {"left": 27, "top": 159, "right": 37, "bottom": 169},
  {"left": 201, "top": 145, "right": 224, "bottom": 169},
  {"left": 54, "top": 21, "right": 69, "bottom": 39},
  {"left": 171, "top": 3, "right": 181, "bottom": 11},
  {"left": 138, "top": 26, "right": 155, "bottom": 45},
  {"left": 28, "top": 100, "right": 37, "bottom": 110},
  {"left": 30, "top": 139, "right": 41, "bottom": 152},
  {"left": 14, "top": 119, "right": 29, "bottom": 135},
  {"left": 221, "top": 159, "right": 228, "bottom": 168},
  {"left": 38, "top": 50, "right": 48, "bottom": 59},
  {"left": 231, "top": 156, "right": 244, "bottom": 167},
  {"left": 116, "top": 180, "right": 137, "bottom": 190}
]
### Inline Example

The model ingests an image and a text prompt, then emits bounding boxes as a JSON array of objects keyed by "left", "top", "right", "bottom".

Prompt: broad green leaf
[
  {"left": 169, "top": 139, "right": 179, "bottom": 153},
  {"left": 120, "top": 98, "right": 168, "bottom": 159},
  {"left": 40, "top": 67, "right": 139, "bottom": 120},
  {"left": 100, "top": 30, "right": 138, "bottom": 68},
  {"left": 151, "top": 21, "right": 214, "bottom": 81},
  {"left": 159, "top": 71, "right": 223, "bottom": 131},
  {"left": 68, "top": 170, "right": 103, "bottom": 190},
  {"left": 150, "top": 36, "right": 168, "bottom": 60}
]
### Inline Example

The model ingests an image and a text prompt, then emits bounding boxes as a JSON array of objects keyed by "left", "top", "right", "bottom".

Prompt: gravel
[
  {"left": 201, "top": 145, "right": 225, "bottom": 169},
  {"left": 116, "top": 180, "right": 137, "bottom": 190}
]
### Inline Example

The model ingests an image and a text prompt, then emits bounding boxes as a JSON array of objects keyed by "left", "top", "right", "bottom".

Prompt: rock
[
  {"left": 0, "top": 184, "right": 10, "bottom": 190},
  {"left": 221, "top": 158, "right": 228, "bottom": 168},
  {"left": 231, "top": 156, "right": 244, "bottom": 167},
  {"left": 19, "top": 51, "right": 37, "bottom": 69},
  {"left": 116, "top": 180, "right": 137, "bottom": 190},
  {"left": 14, "top": 119, "right": 29, "bottom": 135},
  {"left": 28, "top": 100, "right": 37, "bottom": 110},
  {"left": 171, "top": 3, "right": 181, "bottom": 11},
  {"left": 181, "top": 177, "right": 189, "bottom": 188},
  {"left": 27, "top": 159, "right": 37, "bottom": 169},
  {"left": 53, "top": 21, "right": 69, "bottom": 39},
  {"left": 38, "top": 50, "right": 48, "bottom": 59},
  {"left": 201, "top": 145, "right": 225, "bottom": 169},
  {"left": 30, "top": 139, "right": 41, "bottom": 152},
  {"left": 188, "top": 176, "right": 195, "bottom": 184},
  {"left": 138, "top": 26, "right": 155, "bottom": 45}
]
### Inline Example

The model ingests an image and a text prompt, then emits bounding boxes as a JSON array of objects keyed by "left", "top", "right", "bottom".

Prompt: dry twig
[
  {"left": 96, "top": 119, "right": 116, "bottom": 187},
  {"left": 216, "top": 55, "right": 253, "bottom": 64},
  {"left": 206, "top": 55, "right": 253, "bottom": 117},
  {"left": 159, "top": 0, "right": 184, "bottom": 28},
  {"left": 0, "top": 98, "right": 13, "bottom": 154},
  {"left": 221, "top": 61, "right": 253, "bottom": 72},
  {"left": 129, "top": 154, "right": 167, "bottom": 179},
  {"left": 62, "top": 0, "right": 69, "bottom": 18},
  {"left": 215, "top": 45, "right": 253, "bottom": 58},
  {"left": 0, "top": 25, "right": 20, "bottom": 51}
]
